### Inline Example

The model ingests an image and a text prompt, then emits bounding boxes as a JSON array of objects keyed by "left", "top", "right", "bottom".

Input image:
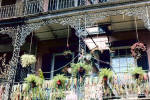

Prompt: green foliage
[
  {"left": 25, "top": 74, "right": 43, "bottom": 86},
  {"left": 71, "top": 62, "right": 92, "bottom": 77},
  {"left": 52, "top": 89, "right": 65, "bottom": 99},
  {"left": 23, "top": 74, "right": 46, "bottom": 100},
  {"left": 99, "top": 68, "right": 113, "bottom": 80},
  {"left": 130, "top": 67, "right": 145, "bottom": 76},
  {"left": 38, "top": 69, "right": 44, "bottom": 79},
  {"left": 52, "top": 74, "right": 68, "bottom": 90}
]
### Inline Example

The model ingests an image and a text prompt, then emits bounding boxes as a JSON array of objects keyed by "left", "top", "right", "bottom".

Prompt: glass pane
[
  {"left": 113, "top": 67, "right": 120, "bottom": 73},
  {"left": 120, "top": 57, "right": 127, "bottom": 67},
  {"left": 120, "top": 67, "right": 127, "bottom": 72},
  {"left": 112, "top": 58, "right": 119, "bottom": 67},
  {"left": 127, "top": 57, "right": 135, "bottom": 67}
]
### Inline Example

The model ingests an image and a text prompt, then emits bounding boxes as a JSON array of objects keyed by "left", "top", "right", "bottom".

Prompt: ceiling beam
[{"left": 47, "top": 25, "right": 58, "bottom": 39}]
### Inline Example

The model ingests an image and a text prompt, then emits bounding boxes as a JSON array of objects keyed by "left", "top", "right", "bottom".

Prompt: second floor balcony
[{"left": 0, "top": 0, "right": 148, "bottom": 20}]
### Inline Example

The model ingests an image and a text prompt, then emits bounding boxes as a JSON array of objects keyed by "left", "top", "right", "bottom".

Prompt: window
[{"left": 111, "top": 48, "right": 136, "bottom": 73}]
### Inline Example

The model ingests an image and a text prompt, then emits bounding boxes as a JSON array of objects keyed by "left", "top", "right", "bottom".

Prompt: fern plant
[
  {"left": 99, "top": 68, "right": 113, "bottom": 81},
  {"left": 23, "top": 74, "right": 46, "bottom": 100},
  {"left": 130, "top": 67, "right": 145, "bottom": 79},
  {"left": 52, "top": 74, "right": 68, "bottom": 99},
  {"left": 71, "top": 62, "right": 92, "bottom": 77},
  {"left": 25, "top": 74, "right": 43, "bottom": 88},
  {"left": 52, "top": 74, "right": 68, "bottom": 90}
]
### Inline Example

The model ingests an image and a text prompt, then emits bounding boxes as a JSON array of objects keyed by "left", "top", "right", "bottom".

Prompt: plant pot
[
  {"left": 56, "top": 97, "right": 62, "bottom": 100},
  {"left": 31, "top": 81, "right": 36, "bottom": 88},
  {"left": 134, "top": 74, "right": 140, "bottom": 79},
  {"left": 103, "top": 76, "right": 108, "bottom": 82}
]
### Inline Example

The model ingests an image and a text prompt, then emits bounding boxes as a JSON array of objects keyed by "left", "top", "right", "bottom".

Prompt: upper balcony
[{"left": 0, "top": 0, "right": 149, "bottom": 21}]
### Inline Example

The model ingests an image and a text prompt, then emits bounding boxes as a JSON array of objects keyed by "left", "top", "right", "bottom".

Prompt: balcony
[
  {"left": 0, "top": 71, "right": 149, "bottom": 100},
  {"left": 0, "top": 0, "right": 148, "bottom": 20}
]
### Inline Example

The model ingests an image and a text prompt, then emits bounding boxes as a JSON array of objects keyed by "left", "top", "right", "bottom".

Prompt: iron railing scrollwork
[{"left": 0, "top": 0, "right": 43, "bottom": 19}]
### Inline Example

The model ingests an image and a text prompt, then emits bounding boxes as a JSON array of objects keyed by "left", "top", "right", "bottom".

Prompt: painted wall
[{"left": 35, "top": 37, "right": 78, "bottom": 74}]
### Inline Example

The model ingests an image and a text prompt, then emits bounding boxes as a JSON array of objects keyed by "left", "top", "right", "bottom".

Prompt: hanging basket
[
  {"left": 131, "top": 42, "right": 146, "bottom": 59},
  {"left": 71, "top": 62, "right": 92, "bottom": 78},
  {"left": 21, "top": 54, "right": 36, "bottom": 67}
]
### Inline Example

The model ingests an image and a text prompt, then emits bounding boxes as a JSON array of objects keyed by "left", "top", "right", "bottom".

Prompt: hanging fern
[
  {"left": 130, "top": 67, "right": 145, "bottom": 79},
  {"left": 99, "top": 68, "right": 113, "bottom": 81},
  {"left": 71, "top": 62, "right": 92, "bottom": 77},
  {"left": 52, "top": 74, "right": 68, "bottom": 90},
  {"left": 25, "top": 74, "right": 43, "bottom": 87},
  {"left": 52, "top": 74, "right": 68, "bottom": 99},
  {"left": 21, "top": 54, "right": 36, "bottom": 67}
]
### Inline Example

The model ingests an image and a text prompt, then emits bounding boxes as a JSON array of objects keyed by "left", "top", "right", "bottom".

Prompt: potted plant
[
  {"left": 130, "top": 67, "right": 146, "bottom": 98},
  {"left": 99, "top": 68, "right": 113, "bottom": 82},
  {"left": 52, "top": 74, "right": 68, "bottom": 99},
  {"left": 131, "top": 42, "right": 146, "bottom": 59},
  {"left": 99, "top": 68, "right": 113, "bottom": 98},
  {"left": 71, "top": 62, "right": 92, "bottom": 78},
  {"left": 131, "top": 67, "right": 145, "bottom": 80},
  {"left": 25, "top": 74, "right": 43, "bottom": 88},
  {"left": 21, "top": 54, "right": 36, "bottom": 67},
  {"left": 23, "top": 74, "right": 46, "bottom": 100}
]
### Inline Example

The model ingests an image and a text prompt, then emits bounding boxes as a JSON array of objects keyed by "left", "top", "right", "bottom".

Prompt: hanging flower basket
[
  {"left": 52, "top": 74, "right": 68, "bottom": 90},
  {"left": 71, "top": 62, "right": 92, "bottom": 78},
  {"left": 130, "top": 67, "right": 145, "bottom": 80},
  {"left": 24, "top": 74, "right": 43, "bottom": 88},
  {"left": 52, "top": 74, "right": 68, "bottom": 99},
  {"left": 131, "top": 42, "right": 146, "bottom": 59},
  {"left": 99, "top": 68, "right": 113, "bottom": 82},
  {"left": 21, "top": 54, "right": 36, "bottom": 67}
]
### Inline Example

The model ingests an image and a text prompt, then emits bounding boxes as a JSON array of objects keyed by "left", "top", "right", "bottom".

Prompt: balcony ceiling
[
  {"left": 97, "top": 15, "right": 145, "bottom": 32},
  {"left": 34, "top": 15, "right": 145, "bottom": 41},
  {"left": 35, "top": 23, "right": 71, "bottom": 41}
]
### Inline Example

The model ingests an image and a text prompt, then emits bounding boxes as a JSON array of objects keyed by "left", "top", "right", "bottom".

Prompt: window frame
[{"left": 110, "top": 46, "right": 137, "bottom": 73}]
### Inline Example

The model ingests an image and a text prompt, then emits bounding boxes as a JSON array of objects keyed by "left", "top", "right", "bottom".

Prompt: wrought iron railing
[
  {"left": 0, "top": 0, "right": 145, "bottom": 20},
  {"left": 0, "top": 0, "right": 43, "bottom": 20},
  {"left": 0, "top": 72, "right": 150, "bottom": 100}
]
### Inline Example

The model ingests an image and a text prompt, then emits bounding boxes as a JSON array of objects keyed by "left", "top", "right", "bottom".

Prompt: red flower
[
  {"left": 57, "top": 80, "right": 61, "bottom": 85},
  {"left": 103, "top": 77, "right": 107, "bottom": 81}
]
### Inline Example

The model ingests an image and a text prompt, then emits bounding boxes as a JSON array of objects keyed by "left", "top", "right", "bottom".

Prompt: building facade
[{"left": 0, "top": 0, "right": 150, "bottom": 99}]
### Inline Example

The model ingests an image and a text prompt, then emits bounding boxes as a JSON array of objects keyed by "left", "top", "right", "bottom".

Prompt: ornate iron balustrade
[
  {"left": 0, "top": 0, "right": 43, "bottom": 20},
  {"left": 0, "top": 0, "right": 147, "bottom": 20},
  {"left": 0, "top": 72, "right": 149, "bottom": 100}
]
